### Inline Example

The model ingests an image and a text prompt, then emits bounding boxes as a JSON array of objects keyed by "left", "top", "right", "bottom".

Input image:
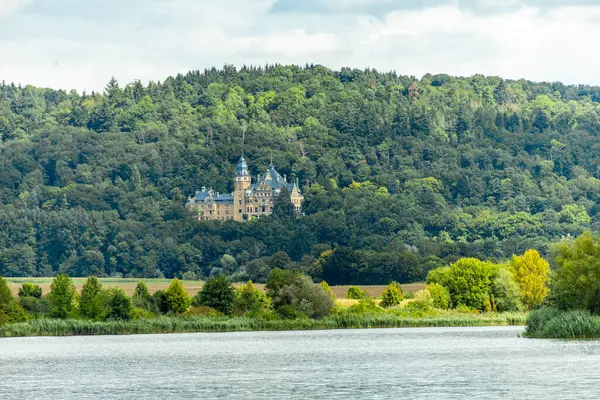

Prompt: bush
[
  {"left": 552, "top": 232, "right": 600, "bottom": 313},
  {"left": 320, "top": 281, "right": 336, "bottom": 300},
  {"left": 104, "top": 288, "right": 133, "bottom": 321},
  {"left": 18, "top": 283, "right": 42, "bottom": 299},
  {"left": 427, "top": 283, "right": 450, "bottom": 309},
  {"left": 234, "top": 281, "right": 270, "bottom": 314},
  {"left": 490, "top": 268, "right": 523, "bottom": 312},
  {"left": 48, "top": 274, "right": 77, "bottom": 319},
  {"left": 347, "top": 297, "right": 382, "bottom": 314},
  {"left": 265, "top": 268, "right": 303, "bottom": 298},
  {"left": 132, "top": 282, "right": 152, "bottom": 311},
  {"left": 194, "top": 275, "right": 235, "bottom": 315},
  {"left": 165, "top": 278, "right": 191, "bottom": 314},
  {"left": 380, "top": 281, "right": 403, "bottom": 308},
  {"left": 269, "top": 272, "right": 335, "bottom": 319},
  {"left": 151, "top": 290, "right": 169, "bottom": 314},
  {"left": 346, "top": 286, "right": 367, "bottom": 300},
  {"left": 79, "top": 276, "right": 104, "bottom": 320},
  {"left": 427, "top": 258, "right": 499, "bottom": 311}
]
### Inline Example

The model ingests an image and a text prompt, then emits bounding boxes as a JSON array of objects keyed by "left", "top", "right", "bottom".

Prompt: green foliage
[
  {"left": 132, "top": 281, "right": 152, "bottom": 310},
  {"left": 427, "top": 258, "right": 499, "bottom": 311},
  {"left": 164, "top": 278, "right": 191, "bottom": 314},
  {"left": 104, "top": 288, "right": 133, "bottom": 320},
  {"left": 194, "top": 275, "right": 235, "bottom": 315},
  {"left": 48, "top": 274, "right": 77, "bottom": 319},
  {"left": 552, "top": 232, "right": 600, "bottom": 314},
  {"left": 79, "top": 276, "right": 104, "bottom": 319},
  {"left": 346, "top": 286, "right": 367, "bottom": 300},
  {"left": 320, "top": 281, "right": 335, "bottom": 300},
  {"left": 380, "top": 281, "right": 404, "bottom": 308},
  {"left": 234, "top": 281, "right": 271, "bottom": 314},
  {"left": 346, "top": 297, "right": 382, "bottom": 314},
  {"left": 524, "top": 307, "right": 600, "bottom": 339},
  {"left": 490, "top": 268, "right": 523, "bottom": 312},
  {"left": 427, "top": 283, "right": 450, "bottom": 309},
  {"left": 0, "top": 277, "right": 27, "bottom": 324},
  {"left": 18, "top": 283, "right": 42, "bottom": 299},
  {"left": 0, "top": 67, "right": 599, "bottom": 286},
  {"left": 151, "top": 290, "right": 169, "bottom": 314},
  {"left": 265, "top": 268, "right": 303, "bottom": 298},
  {"left": 0, "top": 277, "right": 13, "bottom": 309},
  {"left": 267, "top": 270, "right": 334, "bottom": 319}
]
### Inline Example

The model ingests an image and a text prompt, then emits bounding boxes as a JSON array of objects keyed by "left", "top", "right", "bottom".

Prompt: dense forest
[{"left": 1, "top": 65, "right": 600, "bottom": 283}]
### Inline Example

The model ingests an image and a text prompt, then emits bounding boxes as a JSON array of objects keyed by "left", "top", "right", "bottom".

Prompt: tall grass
[
  {"left": 0, "top": 312, "right": 527, "bottom": 338},
  {"left": 524, "top": 307, "right": 600, "bottom": 339}
]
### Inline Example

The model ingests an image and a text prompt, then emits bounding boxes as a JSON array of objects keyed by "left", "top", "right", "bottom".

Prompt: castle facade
[{"left": 186, "top": 156, "right": 304, "bottom": 221}]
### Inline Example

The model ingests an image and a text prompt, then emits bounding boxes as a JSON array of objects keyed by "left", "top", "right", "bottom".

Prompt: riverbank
[{"left": 0, "top": 312, "right": 527, "bottom": 337}]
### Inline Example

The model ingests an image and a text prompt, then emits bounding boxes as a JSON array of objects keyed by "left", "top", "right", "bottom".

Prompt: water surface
[{"left": 0, "top": 326, "right": 596, "bottom": 399}]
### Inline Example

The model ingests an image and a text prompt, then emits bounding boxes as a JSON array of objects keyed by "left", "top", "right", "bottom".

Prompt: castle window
[
  {"left": 255, "top": 207, "right": 258, "bottom": 212},
  {"left": 262, "top": 206, "right": 266, "bottom": 212}
]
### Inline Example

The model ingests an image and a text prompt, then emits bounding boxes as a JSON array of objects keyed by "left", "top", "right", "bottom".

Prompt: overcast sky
[{"left": 1, "top": 0, "right": 599, "bottom": 92}]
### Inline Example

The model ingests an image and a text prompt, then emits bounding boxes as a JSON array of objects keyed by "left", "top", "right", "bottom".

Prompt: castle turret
[
  {"left": 290, "top": 178, "right": 304, "bottom": 215},
  {"left": 233, "top": 156, "right": 251, "bottom": 221}
]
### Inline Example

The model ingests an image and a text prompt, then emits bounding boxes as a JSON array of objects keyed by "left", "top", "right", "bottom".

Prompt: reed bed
[
  {"left": 524, "top": 308, "right": 600, "bottom": 339},
  {"left": 0, "top": 312, "right": 527, "bottom": 338}
]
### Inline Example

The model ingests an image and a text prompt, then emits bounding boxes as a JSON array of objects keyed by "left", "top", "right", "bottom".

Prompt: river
[{"left": 0, "top": 326, "right": 597, "bottom": 399}]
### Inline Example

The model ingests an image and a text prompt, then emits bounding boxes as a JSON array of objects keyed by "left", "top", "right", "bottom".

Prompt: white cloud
[
  {"left": 2, "top": 1, "right": 600, "bottom": 91},
  {"left": 0, "top": 0, "right": 32, "bottom": 15}
]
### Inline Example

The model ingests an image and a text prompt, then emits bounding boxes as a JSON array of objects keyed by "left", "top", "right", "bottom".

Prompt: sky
[{"left": 1, "top": 0, "right": 600, "bottom": 92}]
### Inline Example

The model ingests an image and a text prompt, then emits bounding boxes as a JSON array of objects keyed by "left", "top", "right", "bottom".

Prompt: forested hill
[{"left": 1, "top": 65, "right": 599, "bottom": 284}]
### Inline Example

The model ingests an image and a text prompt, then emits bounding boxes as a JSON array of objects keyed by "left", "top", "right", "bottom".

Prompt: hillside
[{"left": 1, "top": 65, "right": 599, "bottom": 283}]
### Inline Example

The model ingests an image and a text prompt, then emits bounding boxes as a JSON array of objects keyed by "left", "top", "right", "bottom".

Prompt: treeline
[
  {"left": 0, "top": 270, "right": 337, "bottom": 324},
  {"left": 2, "top": 65, "right": 600, "bottom": 281}
]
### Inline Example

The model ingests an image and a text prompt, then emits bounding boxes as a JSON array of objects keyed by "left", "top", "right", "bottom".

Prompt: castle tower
[
  {"left": 290, "top": 178, "right": 304, "bottom": 215},
  {"left": 233, "top": 156, "right": 251, "bottom": 221}
]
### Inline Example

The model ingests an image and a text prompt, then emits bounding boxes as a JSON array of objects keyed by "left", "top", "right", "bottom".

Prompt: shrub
[
  {"left": 272, "top": 274, "right": 335, "bottom": 319},
  {"left": 234, "top": 281, "right": 270, "bottom": 314},
  {"left": 151, "top": 290, "right": 169, "bottom": 314},
  {"left": 427, "top": 283, "right": 450, "bottom": 309},
  {"left": 427, "top": 258, "right": 499, "bottom": 311},
  {"left": 79, "top": 276, "right": 104, "bottom": 320},
  {"left": 132, "top": 282, "right": 152, "bottom": 311},
  {"left": 346, "top": 286, "right": 367, "bottom": 300},
  {"left": 0, "top": 277, "right": 27, "bottom": 324},
  {"left": 194, "top": 275, "right": 235, "bottom": 315},
  {"left": 320, "top": 281, "right": 336, "bottom": 300},
  {"left": 490, "top": 268, "right": 523, "bottom": 312},
  {"left": 552, "top": 232, "right": 600, "bottom": 313},
  {"left": 347, "top": 297, "right": 382, "bottom": 314},
  {"left": 48, "top": 274, "right": 77, "bottom": 319},
  {"left": 18, "top": 283, "right": 42, "bottom": 299},
  {"left": 187, "top": 305, "right": 219, "bottom": 317},
  {"left": 104, "top": 288, "right": 133, "bottom": 321},
  {"left": 380, "top": 281, "right": 403, "bottom": 308},
  {"left": 165, "top": 278, "right": 191, "bottom": 314},
  {"left": 265, "top": 268, "right": 303, "bottom": 298}
]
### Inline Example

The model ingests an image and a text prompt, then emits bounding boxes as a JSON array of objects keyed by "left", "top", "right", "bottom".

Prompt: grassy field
[{"left": 6, "top": 277, "right": 426, "bottom": 299}]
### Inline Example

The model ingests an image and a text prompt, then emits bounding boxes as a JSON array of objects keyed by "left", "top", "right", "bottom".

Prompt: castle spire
[{"left": 236, "top": 155, "right": 249, "bottom": 176}]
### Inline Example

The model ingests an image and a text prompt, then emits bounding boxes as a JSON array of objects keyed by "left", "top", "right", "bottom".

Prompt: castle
[{"left": 186, "top": 156, "right": 304, "bottom": 221}]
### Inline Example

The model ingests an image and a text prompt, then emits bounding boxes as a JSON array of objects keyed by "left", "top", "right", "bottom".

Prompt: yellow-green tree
[
  {"left": 510, "top": 249, "right": 550, "bottom": 309},
  {"left": 165, "top": 278, "right": 191, "bottom": 314},
  {"left": 380, "top": 281, "right": 403, "bottom": 308}
]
